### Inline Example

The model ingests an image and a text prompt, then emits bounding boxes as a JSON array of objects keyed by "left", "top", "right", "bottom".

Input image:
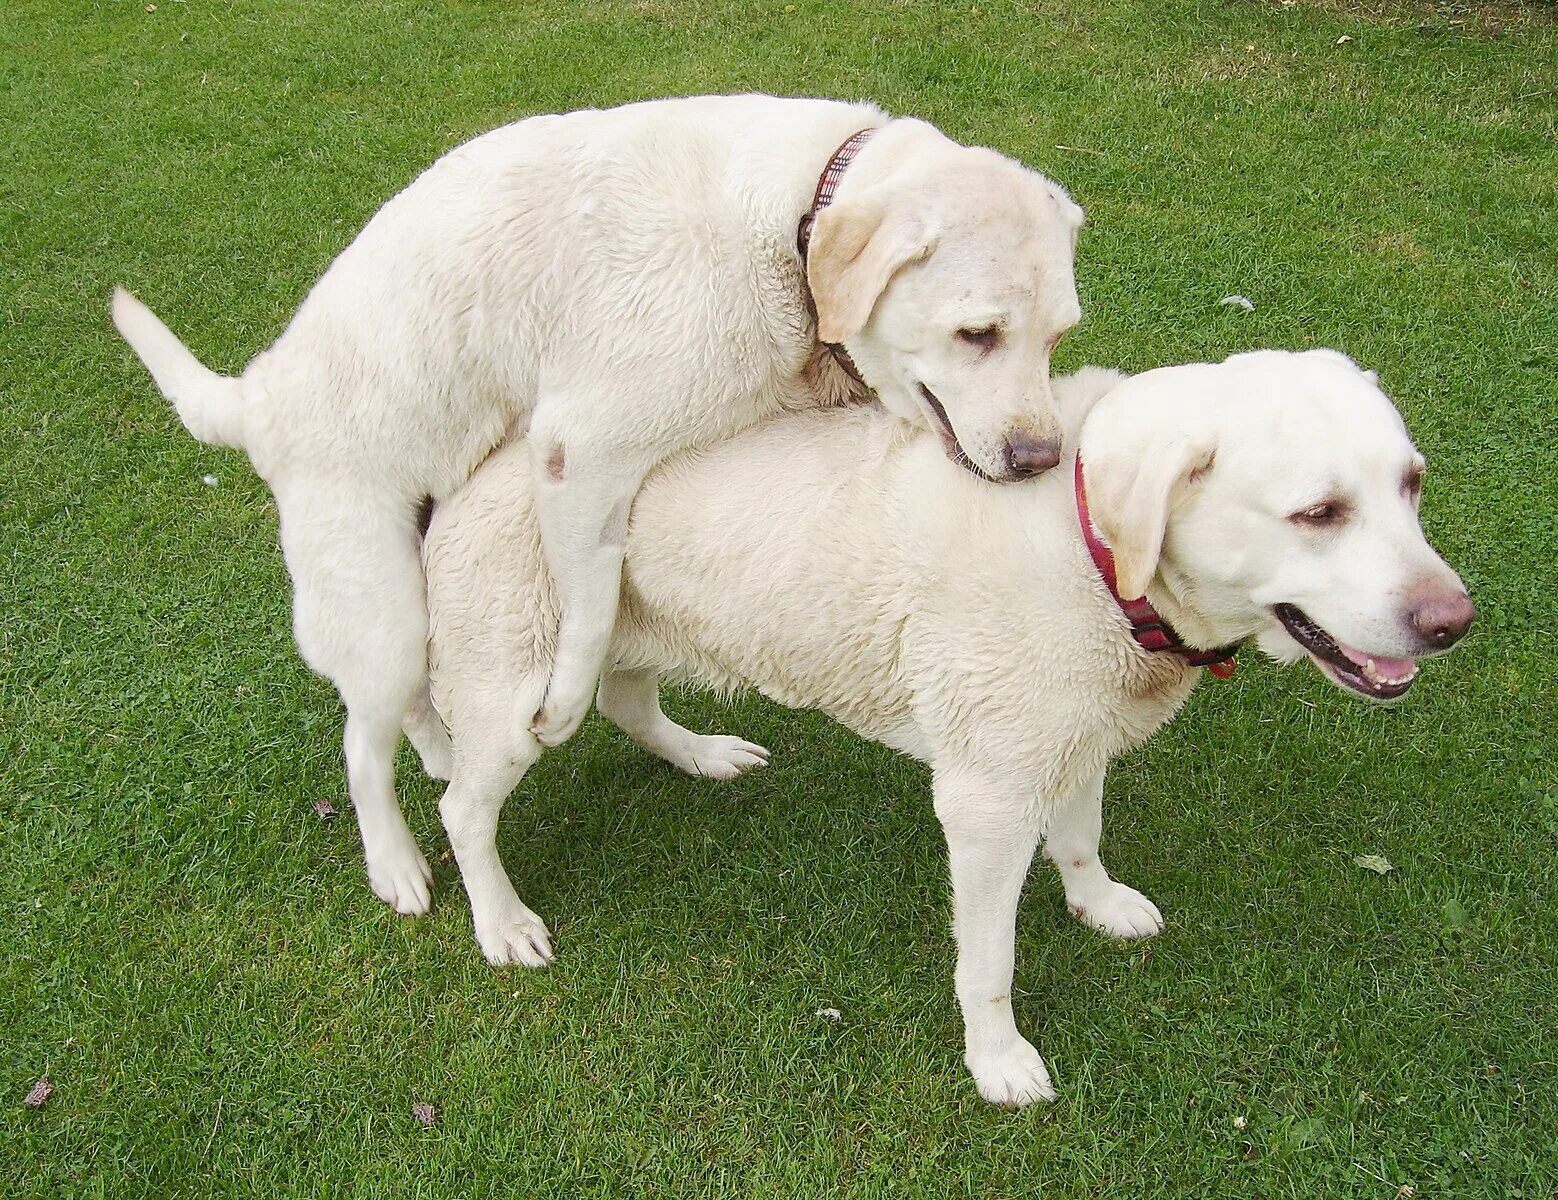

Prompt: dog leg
[
  {"left": 343, "top": 706, "right": 433, "bottom": 915},
  {"left": 528, "top": 431, "right": 655, "bottom": 747},
  {"left": 597, "top": 667, "right": 768, "bottom": 780},
  {"left": 934, "top": 771, "right": 1053, "bottom": 1107},
  {"left": 402, "top": 683, "right": 453, "bottom": 782},
  {"left": 279, "top": 482, "right": 433, "bottom": 915},
  {"left": 438, "top": 728, "right": 553, "bottom": 968},
  {"left": 1046, "top": 768, "right": 1162, "bottom": 939}
]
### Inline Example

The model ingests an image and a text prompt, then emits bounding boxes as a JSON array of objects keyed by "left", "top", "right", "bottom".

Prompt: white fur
[
  {"left": 420, "top": 351, "right": 1470, "bottom": 1105},
  {"left": 112, "top": 95, "right": 1082, "bottom": 913}
]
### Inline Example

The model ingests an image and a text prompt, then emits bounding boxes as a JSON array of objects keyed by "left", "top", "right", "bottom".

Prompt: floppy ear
[
  {"left": 807, "top": 192, "right": 934, "bottom": 344},
  {"left": 1086, "top": 433, "right": 1216, "bottom": 602}
]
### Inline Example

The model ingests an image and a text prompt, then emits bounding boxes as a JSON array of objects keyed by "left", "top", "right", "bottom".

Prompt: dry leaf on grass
[
  {"left": 24, "top": 1076, "right": 53, "bottom": 1108},
  {"left": 1354, "top": 853, "right": 1395, "bottom": 875}
]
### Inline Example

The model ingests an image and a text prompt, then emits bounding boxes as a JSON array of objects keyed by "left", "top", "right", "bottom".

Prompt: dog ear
[
  {"left": 807, "top": 192, "right": 934, "bottom": 344},
  {"left": 1086, "top": 433, "right": 1216, "bottom": 602}
]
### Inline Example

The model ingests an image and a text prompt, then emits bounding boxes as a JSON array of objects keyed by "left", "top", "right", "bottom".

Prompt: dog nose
[
  {"left": 1003, "top": 433, "right": 1062, "bottom": 479},
  {"left": 1409, "top": 591, "right": 1476, "bottom": 650}
]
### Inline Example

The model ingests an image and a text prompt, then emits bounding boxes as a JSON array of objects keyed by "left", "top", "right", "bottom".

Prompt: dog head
[
  {"left": 807, "top": 124, "right": 1083, "bottom": 483},
  {"left": 1078, "top": 350, "right": 1474, "bottom": 701}
]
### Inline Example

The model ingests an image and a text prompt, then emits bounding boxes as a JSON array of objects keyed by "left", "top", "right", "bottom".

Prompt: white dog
[
  {"left": 420, "top": 350, "right": 1473, "bottom": 1105},
  {"left": 112, "top": 94, "right": 1084, "bottom": 917}
]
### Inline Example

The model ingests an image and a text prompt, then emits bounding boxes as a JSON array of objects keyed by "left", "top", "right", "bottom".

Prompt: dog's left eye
[
  {"left": 956, "top": 326, "right": 1001, "bottom": 352},
  {"left": 1291, "top": 501, "right": 1348, "bottom": 527}
]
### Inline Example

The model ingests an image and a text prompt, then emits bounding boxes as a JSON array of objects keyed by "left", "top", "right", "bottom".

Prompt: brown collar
[
  {"left": 1074, "top": 456, "right": 1239, "bottom": 678},
  {"left": 796, "top": 128, "right": 878, "bottom": 388}
]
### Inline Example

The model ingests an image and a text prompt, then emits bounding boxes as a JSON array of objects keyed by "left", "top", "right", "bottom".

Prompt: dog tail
[{"left": 111, "top": 287, "right": 248, "bottom": 449}]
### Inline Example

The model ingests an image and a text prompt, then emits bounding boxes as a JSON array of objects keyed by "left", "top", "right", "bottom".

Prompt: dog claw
[
  {"left": 671, "top": 734, "right": 769, "bottom": 780},
  {"left": 967, "top": 1038, "right": 1056, "bottom": 1107},
  {"left": 475, "top": 902, "right": 555, "bottom": 968}
]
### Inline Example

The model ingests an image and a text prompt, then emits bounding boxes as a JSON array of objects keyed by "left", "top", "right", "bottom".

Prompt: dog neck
[{"left": 1073, "top": 456, "right": 1239, "bottom": 678}]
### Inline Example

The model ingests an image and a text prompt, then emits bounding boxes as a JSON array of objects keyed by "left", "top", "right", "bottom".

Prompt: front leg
[
  {"left": 528, "top": 420, "right": 656, "bottom": 747},
  {"left": 1045, "top": 767, "right": 1163, "bottom": 939},
  {"left": 596, "top": 667, "right": 768, "bottom": 779},
  {"left": 934, "top": 770, "right": 1053, "bottom": 1107}
]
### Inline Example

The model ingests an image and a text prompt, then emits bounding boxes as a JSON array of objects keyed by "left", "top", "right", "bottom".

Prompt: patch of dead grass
[
  {"left": 1194, "top": 44, "right": 1291, "bottom": 81},
  {"left": 1369, "top": 230, "right": 1432, "bottom": 261}
]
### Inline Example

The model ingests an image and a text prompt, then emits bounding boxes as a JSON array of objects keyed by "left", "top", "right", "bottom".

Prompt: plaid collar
[
  {"left": 796, "top": 127, "right": 879, "bottom": 386},
  {"left": 1073, "top": 455, "right": 1239, "bottom": 678}
]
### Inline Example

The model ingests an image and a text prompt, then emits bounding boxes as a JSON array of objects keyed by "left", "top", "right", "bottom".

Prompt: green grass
[{"left": 2, "top": 0, "right": 1554, "bottom": 1195}]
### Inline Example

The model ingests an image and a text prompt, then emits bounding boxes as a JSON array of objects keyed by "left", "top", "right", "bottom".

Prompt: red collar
[
  {"left": 1073, "top": 456, "right": 1238, "bottom": 678},
  {"left": 796, "top": 127, "right": 878, "bottom": 387}
]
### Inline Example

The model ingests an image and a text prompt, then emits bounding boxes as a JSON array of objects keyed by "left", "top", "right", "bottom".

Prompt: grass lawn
[{"left": 3, "top": 0, "right": 1555, "bottom": 1195}]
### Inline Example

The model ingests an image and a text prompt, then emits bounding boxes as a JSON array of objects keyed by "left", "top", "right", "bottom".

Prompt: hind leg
[
  {"left": 438, "top": 689, "right": 554, "bottom": 966},
  {"left": 344, "top": 704, "right": 433, "bottom": 915},
  {"left": 597, "top": 668, "right": 768, "bottom": 780},
  {"left": 279, "top": 480, "right": 433, "bottom": 914}
]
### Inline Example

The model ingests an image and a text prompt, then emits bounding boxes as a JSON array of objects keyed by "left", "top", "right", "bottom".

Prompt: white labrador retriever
[
  {"left": 112, "top": 94, "right": 1084, "bottom": 918},
  {"left": 421, "top": 350, "right": 1473, "bottom": 1105}
]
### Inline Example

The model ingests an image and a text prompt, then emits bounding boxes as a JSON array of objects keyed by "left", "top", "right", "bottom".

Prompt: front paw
[
  {"left": 364, "top": 838, "right": 434, "bottom": 916},
  {"left": 1070, "top": 880, "right": 1163, "bottom": 940},
  {"left": 530, "top": 696, "right": 588, "bottom": 747},
  {"left": 669, "top": 733, "right": 769, "bottom": 780},
  {"left": 473, "top": 898, "right": 555, "bottom": 968},
  {"left": 965, "top": 1038, "right": 1056, "bottom": 1107}
]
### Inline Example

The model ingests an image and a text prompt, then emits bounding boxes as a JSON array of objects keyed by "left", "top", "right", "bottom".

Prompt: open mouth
[
  {"left": 918, "top": 383, "right": 996, "bottom": 482},
  {"left": 1273, "top": 603, "right": 1418, "bottom": 701}
]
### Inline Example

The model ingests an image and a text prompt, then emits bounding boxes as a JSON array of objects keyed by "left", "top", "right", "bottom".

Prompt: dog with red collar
[{"left": 421, "top": 349, "right": 1472, "bottom": 1106}]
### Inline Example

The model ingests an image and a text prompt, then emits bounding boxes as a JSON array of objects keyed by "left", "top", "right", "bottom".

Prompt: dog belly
[{"left": 616, "top": 609, "right": 916, "bottom": 752}]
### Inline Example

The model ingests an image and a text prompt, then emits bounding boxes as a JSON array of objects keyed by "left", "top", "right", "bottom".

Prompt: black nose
[
  {"left": 1003, "top": 433, "right": 1062, "bottom": 479},
  {"left": 1409, "top": 591, "right": 1476, "bottom": 650}
]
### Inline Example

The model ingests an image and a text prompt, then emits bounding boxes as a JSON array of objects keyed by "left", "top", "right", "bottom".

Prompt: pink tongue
[{"left": 1337, "top": 642, "right": 1416, "bottom": 679}]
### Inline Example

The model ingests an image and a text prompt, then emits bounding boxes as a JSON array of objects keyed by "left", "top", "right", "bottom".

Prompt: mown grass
[{"left": 2, "top": 1, "right": 1554, "bottom": 1196}]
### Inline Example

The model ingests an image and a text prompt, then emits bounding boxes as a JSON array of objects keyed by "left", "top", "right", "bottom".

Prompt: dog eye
[
  {"left": 955, "top": 325, "right": 1001, "bottom": 352},
  {"left": 1291, "top": 501, "right": 1348, "bottom": 527}
]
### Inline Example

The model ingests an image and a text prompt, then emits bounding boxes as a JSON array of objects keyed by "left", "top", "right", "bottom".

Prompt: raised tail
[{"left": 111, "top": 287, "right": 247, "bottom": 449}]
